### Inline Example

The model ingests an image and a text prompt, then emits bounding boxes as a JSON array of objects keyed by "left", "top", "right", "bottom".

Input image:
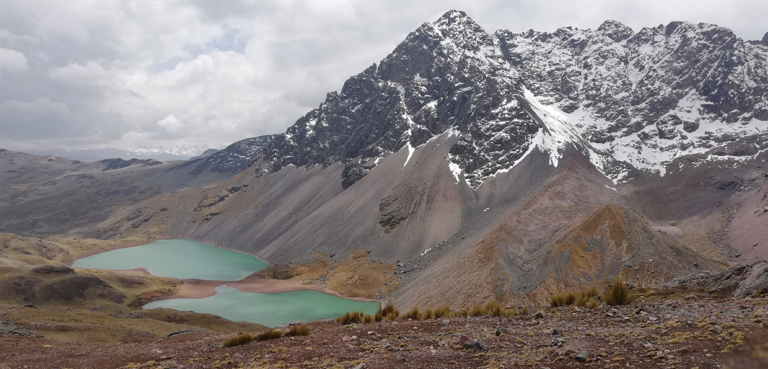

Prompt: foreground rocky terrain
[{"left": 2, "top": 290, "right": 767, "bottom": 368}]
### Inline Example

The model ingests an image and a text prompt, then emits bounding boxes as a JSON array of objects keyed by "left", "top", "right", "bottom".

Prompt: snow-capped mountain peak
[{"left": 259, "top": 12, "right": 767, "bottom": 189}]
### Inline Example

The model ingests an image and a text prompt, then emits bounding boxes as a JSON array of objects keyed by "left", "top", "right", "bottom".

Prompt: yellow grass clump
[
  {"left": 285, "top": 325, "right": 309, "bottom": 337},
  {"left": 484, "top": 300, "right": 504, "bottom": 317},
  {"left": 434, "top": 305, "right": 451, "bottom": 319},
  {"left": 222, "top": 328, "right": 283, "bottom": 348},
  {"left": 336, "top": 311, "right": 363, "bottom": 325},
  {"left": 421, "top": 308, "right": 435, "bottom": 320},
  {"left": 550, "top": 285, "right": 600, "bottom": 308},
  {"left": 469, "top": 304, "right": 485, "bottom": 317},
  {"left": 376, "top": 300, "right": 400, "bottom": 322},
  {"left": 221, "top": 332, "right": 255, "bottom": 348},
  {"left": 255, "top": 329, "right": 283, "bottom": 341},
  {"left": 602, "top": 277, "right": 635, "bottom": 306},
  {"left": 362, "top": 314, "right": 375, "bottom": 323},
  {"left": 403, "top": 307, "right": 420, "bottom": 320}
]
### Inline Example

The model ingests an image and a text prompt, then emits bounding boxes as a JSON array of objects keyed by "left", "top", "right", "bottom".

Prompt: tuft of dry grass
[
  {"left": 586, "top": 298, "right": 600, "bottom": 309},
  {"left": 602, "top": 277, "right": 635, "bottom": 306},
  {"left": 285, "top": 325, "right": 309, "bottom": 337},
  {"left": 376, "top": 300, "right": 399, "bottom": 321},
  {"left": 550, "top": 285, "right": 601, "bottom": 308},
  {"left": 222, "top": 328, "right": 283, "bottom": 347},
  {"left": 403, "top": 307, "right": 420, "bottom": 320},
  {"left": 222, "top": 332, "right": 255, "bottom": 348},
  {"left": 469, "top": 304, "right": 485, "bottom": 317},
  {"left": 434, "top": 305, "right": 451, "bottom": 319},
  {"left": 362, "top": 314, "right": 375, "bottom": 324},
  {"left": 484, "top": 300, "right": 504, "bottom": 317},
  {"left": 421, "top": 308, "right": 435, "bottom": 320},
  {"left": 452, "top": 309, "right": 468, "bottom": 318},
  {"left": 255, "top": 329, "right": 283, "bottom": 341},
  {"left": 336, "top": 311, "right": 363, "bottom": 325}
]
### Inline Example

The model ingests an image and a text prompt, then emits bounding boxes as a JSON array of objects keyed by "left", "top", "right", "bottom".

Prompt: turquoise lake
[
  {"left": 73, "top": 239, "right": 380, "bottom": 326},
  {"left": 72, "top": 239, "right": 268, "bottom": 281},
  {"left": 144, "top": 286, "right": 381, "bottom": 327}
]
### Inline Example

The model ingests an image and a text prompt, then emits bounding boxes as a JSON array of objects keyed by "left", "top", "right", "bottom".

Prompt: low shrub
[{"left": 285, "top": 325, "right": 309, "bottom": 337}]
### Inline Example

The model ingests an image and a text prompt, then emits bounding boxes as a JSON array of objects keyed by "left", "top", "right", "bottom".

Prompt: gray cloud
[{"left": 1, "top": 0, "right": 765, "bottom": 152}]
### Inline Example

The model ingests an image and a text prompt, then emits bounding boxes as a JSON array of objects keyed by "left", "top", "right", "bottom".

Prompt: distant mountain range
[{"left": 26, "top": 146, "right": 211, "bottom": 162}]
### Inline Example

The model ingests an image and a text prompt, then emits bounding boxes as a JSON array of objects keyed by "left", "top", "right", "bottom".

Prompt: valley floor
[{"left": 2, "top": 294, "right": 767, "bottom": 368}]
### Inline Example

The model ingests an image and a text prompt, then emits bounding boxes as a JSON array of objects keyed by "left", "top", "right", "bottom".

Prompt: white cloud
[
  {"left": 48, "top": 61, "right": 108, "bottom": 82},
  {"left": 157, "top": 114, "right": 182, "bottom": 133},
  {"left": 0, "top": 47, "right": 28, "bottom": 73}
]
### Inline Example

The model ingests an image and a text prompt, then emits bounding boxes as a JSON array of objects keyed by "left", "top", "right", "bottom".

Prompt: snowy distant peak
[
  {"left": 26, "top": 145, "right": 208, "bottom": 162},
  {"left": 180, "top": 135, "right": 276, "bottom": 175},
  {"left": 432, "top": 10, "right": 490, "bottom": 47},
  {"left": 597, "top": 20, "right": 634, "bottom": 42}
]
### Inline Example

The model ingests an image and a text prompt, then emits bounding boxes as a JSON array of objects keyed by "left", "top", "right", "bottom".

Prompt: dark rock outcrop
[
  {"left": 100, "top": 158, "right": 162, "bottom": 171},
  {"left": 663, "top": 261, "right": 768, "bottom": 297},
  {"left": 32, "top": 265, "right": 75, "bottom": 274}
]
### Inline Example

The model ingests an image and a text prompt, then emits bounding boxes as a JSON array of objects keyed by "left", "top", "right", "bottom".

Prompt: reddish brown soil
[{"left": 2, "top": 295, "right": 767, "bottom": 369}]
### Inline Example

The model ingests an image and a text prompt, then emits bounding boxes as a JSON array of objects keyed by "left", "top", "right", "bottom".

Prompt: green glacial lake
[
  {"left": 72, "top": 239, "right": 268, "bottom": 281},
  {"left": 144, "top": 286, "right": 381, "bottom": 327}
]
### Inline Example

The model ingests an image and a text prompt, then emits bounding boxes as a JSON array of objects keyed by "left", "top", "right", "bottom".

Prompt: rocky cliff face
[{"left": 261, "top": 11, "right": 767, "bottom": 188}]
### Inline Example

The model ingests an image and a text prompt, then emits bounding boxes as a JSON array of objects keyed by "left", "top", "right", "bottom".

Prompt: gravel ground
[{"left": 2, "top": 294, "right": 767, "bottom": 368}]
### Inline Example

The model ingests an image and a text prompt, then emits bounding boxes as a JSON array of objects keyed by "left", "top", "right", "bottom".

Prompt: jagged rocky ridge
[
  {"left": 258, "top": 10, "right": 767, "bottom": 189},
  {"left": 179, "top": 135, "right": 277, "bottom": 175}
]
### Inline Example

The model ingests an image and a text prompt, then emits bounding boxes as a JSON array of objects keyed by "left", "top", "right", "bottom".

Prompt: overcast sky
[{"left": 1, "top": 0, "right": 766, "bottom": 152}]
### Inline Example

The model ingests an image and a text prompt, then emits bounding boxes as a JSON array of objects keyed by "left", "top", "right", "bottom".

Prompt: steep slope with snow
[{"left": 498, "top": 20, "right": 768, "bottom": 180}]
